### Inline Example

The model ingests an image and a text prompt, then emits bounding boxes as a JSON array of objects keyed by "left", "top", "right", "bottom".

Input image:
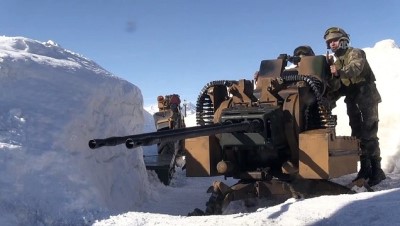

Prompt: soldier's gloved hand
[{"left": 326, "top": 54, "right": 335, "bottom": 65}]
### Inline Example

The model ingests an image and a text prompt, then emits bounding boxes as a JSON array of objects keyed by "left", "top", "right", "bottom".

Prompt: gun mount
[{"left": 89, "top": 55, "right": 361, "bottom": 215}]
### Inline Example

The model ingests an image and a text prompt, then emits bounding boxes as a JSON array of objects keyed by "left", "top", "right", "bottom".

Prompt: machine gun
[{"left": 89, "top": 54, "right": 360, "bottom": 215}]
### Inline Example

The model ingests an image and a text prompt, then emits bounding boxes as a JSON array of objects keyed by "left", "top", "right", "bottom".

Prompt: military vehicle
[
  {"left": 89, "top": 54, "right": 362, "bottom": 215},
  {"left": 144, "top": 94, "right": 186, "bottom": 185}
]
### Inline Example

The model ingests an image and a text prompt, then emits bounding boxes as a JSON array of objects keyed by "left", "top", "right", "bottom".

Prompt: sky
[
  {"left": 1, "top": 35, "right": 400, "bottom": 225},
  {"left": 1, "top": 0, "right": 399, "bottom": 106}
]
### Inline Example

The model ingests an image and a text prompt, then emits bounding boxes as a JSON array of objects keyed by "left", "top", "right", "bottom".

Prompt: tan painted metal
[
  {"left": 185, "top": 135, "right": 222, "bottom": 177},
  {"left": 299, "top": 129, "right": 359, "bottom": 179}
]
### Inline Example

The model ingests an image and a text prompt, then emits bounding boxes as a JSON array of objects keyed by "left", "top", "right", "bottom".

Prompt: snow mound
[
  {"left": 373, "top": 39, "right": 399, "bottom": 49},
  {"left": 0, "top": 36, "right": 150, "bottom": 225}
]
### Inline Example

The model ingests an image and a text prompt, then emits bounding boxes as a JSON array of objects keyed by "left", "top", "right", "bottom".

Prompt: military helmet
[
  {"left": 293, "top": 45, "right": 315, "bottom": 57},
  {"left": 324, "top": 27, "right": 350, "bottom": 42}
]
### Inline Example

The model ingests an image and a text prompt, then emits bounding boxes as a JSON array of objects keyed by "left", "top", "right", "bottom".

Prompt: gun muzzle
[
  {"left": 88, "top": 136, "right": 130, "bottom": 149},
  {"left": 88, "top": 139, "right": 105, "bottom": 149}
]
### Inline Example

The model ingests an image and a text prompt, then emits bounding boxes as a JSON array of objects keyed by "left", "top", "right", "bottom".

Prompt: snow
[
  {"left": 0, "top": 36, "right": 149, "bottom": 225},
  {"left": 1, "top": 36, "right": 400, "bottom": 226}
]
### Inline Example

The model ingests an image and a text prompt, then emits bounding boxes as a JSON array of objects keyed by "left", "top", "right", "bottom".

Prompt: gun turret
[{"left": 89, "top": 54, "right": 360, "bottom": 215}]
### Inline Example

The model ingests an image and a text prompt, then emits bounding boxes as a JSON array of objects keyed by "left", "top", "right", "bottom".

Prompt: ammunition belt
[{"left": 196, "top": 80, "right": 236, "bottom": 126}]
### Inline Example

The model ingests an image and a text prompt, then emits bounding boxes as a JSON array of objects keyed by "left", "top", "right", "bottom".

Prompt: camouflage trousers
[
  {"left": 327, "top": 82, "right": 381, "bottom": 158},
  {"left": 345, "top": 99, "right": 381, "bottom": 158}
]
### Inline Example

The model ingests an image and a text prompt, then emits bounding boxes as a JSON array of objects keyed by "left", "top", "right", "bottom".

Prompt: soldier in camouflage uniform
[{"left": 324, "top": 27, "right": 386, "bottom": 186}]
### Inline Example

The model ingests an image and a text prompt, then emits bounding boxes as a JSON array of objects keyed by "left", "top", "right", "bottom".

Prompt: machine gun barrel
[
  {"left": 89, "top": 120, "right": 262, "bottom": 150},
  {"left": 88, "top": 127, "right": 191, "bottom": 149},
  {"left": 88, "top": 136, "right": 132, "bottom": 149},
  {"left": 125, "top": 120, "right": 262, "bottom": 149}
]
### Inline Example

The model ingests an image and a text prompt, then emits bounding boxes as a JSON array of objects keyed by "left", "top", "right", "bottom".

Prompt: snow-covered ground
[{"left": 1, "top": 36, "right": 399, "bottom": 226}]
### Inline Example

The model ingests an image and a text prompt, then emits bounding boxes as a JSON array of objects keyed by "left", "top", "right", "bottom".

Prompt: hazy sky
[{"left": 1, "top": 0, "right": 399, "bottom": 105}]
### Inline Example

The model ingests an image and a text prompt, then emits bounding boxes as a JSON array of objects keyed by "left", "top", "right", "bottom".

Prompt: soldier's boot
[
  {"left": 368, "top": 157, "right": 386, "bottom": 186},
  {"left": 352, "top": 156, "right": 372, "bottom": 182}
]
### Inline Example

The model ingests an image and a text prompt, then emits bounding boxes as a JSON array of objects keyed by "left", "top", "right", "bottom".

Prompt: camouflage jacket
[
  {"left": 334, "top": 47, "right": 381, "bottom": 104},
  {"left": 334, "top": 47, "right": 376, "bottom": 86}
]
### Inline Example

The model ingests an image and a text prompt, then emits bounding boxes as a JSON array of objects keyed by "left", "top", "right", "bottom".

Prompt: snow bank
[{"left": 0, "top": 36, "right": 150, "bottom": 225}]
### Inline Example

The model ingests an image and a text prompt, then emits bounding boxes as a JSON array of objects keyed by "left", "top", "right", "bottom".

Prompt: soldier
[
  {"left": 291, "top": 45, "right": 315, "bottom": 68},
  {"left": 293, "top": 45, "right": 315, "bottom": 58},
  {"left": 323, "top": 27, "right": 386, "bottom": 186},
  {"left": 254, "top": 45, "right": 315, "bottom": 81}
]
